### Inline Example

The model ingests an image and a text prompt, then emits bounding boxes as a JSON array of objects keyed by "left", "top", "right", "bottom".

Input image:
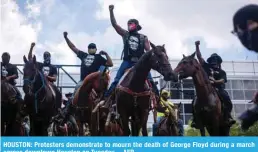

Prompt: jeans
[
  {"left": 152, "top": 116, "right": 163, "bottom": 135},
  {"left": 104, "top": 60, "right": 158, "bottom": 97},
  {"left": 99, "top": 66, "right": 107, "bottom": 72},
  {"left": 152, "top": 116, "right": 184, "bottom": 136},
  {"left": 71, "top": 81, "right": 83, "bottom": 99},
  {"left": 177, "top": 119, "right": 184, "bottom": 136}
]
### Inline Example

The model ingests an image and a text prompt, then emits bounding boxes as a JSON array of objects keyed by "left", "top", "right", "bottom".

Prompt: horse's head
[
  {"left": 174, "top": 52, "right": 200, "bottom": 79},
  {"left": 149, "top": 42, "right": 178, "bottom": 82},
  {"left": 22, "top": 55, "right": 38, "bottom": 95},
  {"left": 93, "top": 68, "right": 110, "bottom": 93}
]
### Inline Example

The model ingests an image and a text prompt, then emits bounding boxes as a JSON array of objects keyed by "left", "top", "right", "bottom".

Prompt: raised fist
[
  {"left": 31, "top": 42, "right": 35, "bottom": 47},
  {"left": 63, "top": 31, "right": 68, "bottom": 37},
  {"left": 109, "top": 5, "right": 114, "bottom": 11},
  {"left": 99, "top": 50, "right": 107, "bottom": 55},
  {"left": 195, "top": 41, "right": 200, "bottom": 46}
]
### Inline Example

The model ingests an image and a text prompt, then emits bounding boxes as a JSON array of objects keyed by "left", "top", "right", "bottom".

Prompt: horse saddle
[{"left": 118, "top": 68, "right": 151, "bottom": 91}]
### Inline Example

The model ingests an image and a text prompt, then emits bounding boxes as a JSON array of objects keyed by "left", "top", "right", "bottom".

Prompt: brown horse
[
  {"left": 72, "top": 69, "right": 110, "bottom": 136},
  {"left": 174, "top": 52, "right": 230, "bottom": 136},
  {"left": 23, "top": 55, "right": 62, "bottom": 136},
  {"left": 1, "top": 79, "right": 26, "bottom": 136},
  {"left": 114, "top": 42, "right": 178, "bottom": 136}
]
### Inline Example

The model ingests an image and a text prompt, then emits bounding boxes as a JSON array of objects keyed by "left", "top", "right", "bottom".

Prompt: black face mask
[
  {"left": 2, "top": 57, "right": 10, "bottom": 65},
  {"left": 238, "top": 28, "right": 258, "bottom": 53},
  {"left": 210, "top": 63, "right": 219, "bottom": 70}
]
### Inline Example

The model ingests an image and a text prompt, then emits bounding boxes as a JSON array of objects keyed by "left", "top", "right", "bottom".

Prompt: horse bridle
[{"left": 23, "top": 69, "right": 46, "bottom": 113}]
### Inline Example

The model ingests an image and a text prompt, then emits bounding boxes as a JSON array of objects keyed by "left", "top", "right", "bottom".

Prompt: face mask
[
  {"left": 44, "top": 55, "right": 51, "bottom": 64},
  {"left": 88, "top": 48, "right": 97, "bottom": 54},
  {"left": 44, "top": 58, "right": 51, "bottom": 64},
  {"left": 236, "top": 24, "right": 258, "bottom": 52},
  {"left": 248, "top": 28, "right": 258, "bottom": 52},
  {"left": 2, "top": 56, "right": 10, "bottom": 64},
  {"left": 128, "top": 23, "right": 137, "bottom": 32},
  {"left": 211, "top": 64, "right": 219, "bottom": 70}
]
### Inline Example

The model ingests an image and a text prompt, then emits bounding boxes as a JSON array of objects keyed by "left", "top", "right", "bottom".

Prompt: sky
[{"left": 1, "top": 0, "right": 258, "bottom": 67}]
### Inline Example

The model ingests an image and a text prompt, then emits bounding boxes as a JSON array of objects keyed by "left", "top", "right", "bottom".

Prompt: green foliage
[{"left": 185, "top": 120, "right": 258, "bottom": 136}]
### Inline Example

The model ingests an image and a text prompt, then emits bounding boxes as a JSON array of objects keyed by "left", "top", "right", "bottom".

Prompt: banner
[{"left": 1, "top": 137, "right": 257, "bottom": 152}]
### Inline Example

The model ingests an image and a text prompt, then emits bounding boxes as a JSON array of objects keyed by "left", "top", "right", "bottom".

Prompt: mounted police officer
[
  {"left": 192, "top": 41, "right": 236, "bottom": 128},
  {"left": 104, "top": 4, "right": 159, "bottom": 98}
]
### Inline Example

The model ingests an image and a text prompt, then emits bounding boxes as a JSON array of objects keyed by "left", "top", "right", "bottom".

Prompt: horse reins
[{"left": 23, "top": 69, "right": 46, "bottom": 113}]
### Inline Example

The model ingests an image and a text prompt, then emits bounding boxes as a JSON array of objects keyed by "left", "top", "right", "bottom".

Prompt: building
[{"left": 14, "top": 60, "right": 258, "bottom": 134}]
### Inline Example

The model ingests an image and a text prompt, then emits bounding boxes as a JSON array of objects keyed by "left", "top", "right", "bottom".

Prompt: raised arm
[
  {"left": 28, "top": 42, "right": 35, "bottom": 61},
  {"left": 109, "top": 5, "right": 127, "bottom": 36},
  {"left": 63, "top": 32, "right": 80, "bottom": 54},
  {"left": 99, "top": 51, "right": 113, "bottom": 67},
  {"left": 195, "top": 41, "right": 205, "bottom": 65},
  {"left": 144, "top": 36, "right": 151, "bottom": 51}
]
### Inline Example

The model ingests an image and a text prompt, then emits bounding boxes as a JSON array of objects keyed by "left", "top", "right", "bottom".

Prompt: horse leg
[
  {"left": 1, "top": 120, "right": 5, "bottom": 136},
  {"left": 206, "top": 119, "right": 220, "bottom": 136},
  {"left": 140, "top": 109, "right": 149, "bottom": 136},
  {"left": 130, "top": 116, "right": 138, "bottom": 136},
  {"left": 195, "top": 113, "right": 205, "bottom": 136},
  {"left": 199, "top": 127, "right": 205, "bottom": 136},
  {"left": 219, "top": 125, "right": 230, "bottom": 136},
  {"left": 43, "top": 118, "right": 50, "bottom": 136},
  {"left": 120, "top": 113, "right": 130, "bottom": 136}
]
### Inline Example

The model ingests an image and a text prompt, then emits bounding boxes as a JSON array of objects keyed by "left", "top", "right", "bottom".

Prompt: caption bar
[{"left": 1, "top": 137, "right": 258, "bottom": 152}]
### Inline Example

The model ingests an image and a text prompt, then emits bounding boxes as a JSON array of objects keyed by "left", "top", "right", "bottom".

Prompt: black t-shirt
[
  {"left": 212, "top": 69, "right": 227, "bottom": 89},
  {"left": 122, "top": 32, "right": 145, "bottom": 61},
  {"left": 202, "top": 62, "right": 227, "bottom": 89},
  {"left": 1, "top": 62, "right": 18, "bottom": 85},
  {"left": 37, "top": 62, "right": 57, "bottom": 82},
  {"left": 77, "top": 51, "right": 107, "bottom": 81}
]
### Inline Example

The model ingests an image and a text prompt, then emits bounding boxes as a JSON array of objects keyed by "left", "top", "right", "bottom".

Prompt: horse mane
[{"left": 73, "top": 71, "right": 110, "bottom": 105}]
